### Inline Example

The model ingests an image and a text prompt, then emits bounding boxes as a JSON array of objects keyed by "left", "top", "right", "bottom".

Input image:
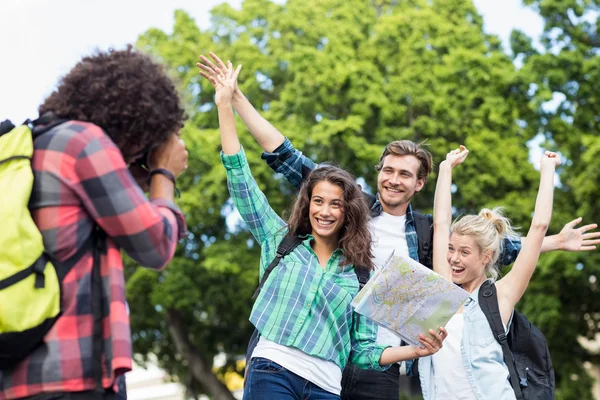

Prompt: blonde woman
[{"left": 420, "top": 146, "right": 558, "bottom": 399}]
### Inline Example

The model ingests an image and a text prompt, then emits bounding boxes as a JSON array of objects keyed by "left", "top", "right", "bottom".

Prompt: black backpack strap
[
  {"left": 28, "top": 113, "right": 68, "bottom": 139},
  {"left": 245, "top": 232, "right": 303, "bottom": 384},
  {"left": 414, "top": 212, "right": 433, "bottom": 269},
  {"left": 354, "top": 267, "right": 370, "bottom": 290},
  {"left": 479, "top": 280, "right": 524, "bottom": 400},
  {"left": 0, "top": 120, "right": 16, "bottom": 137},
  {"left": 251, "top": 233, "right": 303, "bottom": 300},
  {"left": 91, "top": 226, "right": 108, "bottom": 399}
]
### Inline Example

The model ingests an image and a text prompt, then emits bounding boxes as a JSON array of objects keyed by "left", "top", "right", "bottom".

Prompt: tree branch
[{"left": 166, "top": 309, "right": 237, "bottom": 400}]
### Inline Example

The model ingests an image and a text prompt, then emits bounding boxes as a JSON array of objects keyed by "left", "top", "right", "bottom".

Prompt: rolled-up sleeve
[
  {"left": 499, "top": 236, "right": 522, "bottom": 267},
  {"left": 261, "top": 138, "right": 317, "bottom": 189},
  {"left": 350, "top": 311, "right": 390, "bottom": 371},
  {"left": 222, "top": 147, "right": 285, "bottom": 244}
]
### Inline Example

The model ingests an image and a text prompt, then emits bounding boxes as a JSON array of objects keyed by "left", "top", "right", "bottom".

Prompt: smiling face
[
  {"left": 376, "top": 154, "right": 425, "bottom": 215},
  {"left": 309, "top": 181, "right": 346, "bottom": 246},
  {"left": 447, "top": 233, "right": 491, "bottom": 289}
]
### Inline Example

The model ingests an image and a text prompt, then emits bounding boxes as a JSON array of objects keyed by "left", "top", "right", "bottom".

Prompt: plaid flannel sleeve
[
  {"left": 261, "top": 138, "right": 317, "bottom": 189},
  {"left": 349, "top": 311, "right": 390, "bottom": 371},
  {"left": 221, "top": 147, "right": 285, "bottom": 244},
  {"left": 499, "top": 236, "right": 522, "bottom": 266},
  {"left": 73, "top": 129, "right": 186, "bottom": 270}
]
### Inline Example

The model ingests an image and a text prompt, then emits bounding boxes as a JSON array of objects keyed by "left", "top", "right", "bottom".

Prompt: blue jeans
[{"left": 243, "top": 357, "right": 341, "bottom": 400}]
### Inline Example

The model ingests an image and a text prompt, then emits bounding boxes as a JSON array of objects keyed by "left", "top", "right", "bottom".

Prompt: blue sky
[{"left": 0, "top": 0, "right": 544, "bottom": 123}]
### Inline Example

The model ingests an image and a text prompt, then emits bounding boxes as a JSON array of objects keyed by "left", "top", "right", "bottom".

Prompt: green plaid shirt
[{"left": 222, "top": 147, "right": 388, "bottom": 371}]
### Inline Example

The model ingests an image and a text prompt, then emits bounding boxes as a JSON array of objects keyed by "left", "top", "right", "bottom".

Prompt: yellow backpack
[{"left": 0, "top": 117, "right": 67, "bottom": 368}]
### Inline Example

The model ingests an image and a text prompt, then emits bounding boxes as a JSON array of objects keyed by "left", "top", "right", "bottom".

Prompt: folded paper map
[{"left": 351, "top": 252, "right": 470, "bottom": 347}]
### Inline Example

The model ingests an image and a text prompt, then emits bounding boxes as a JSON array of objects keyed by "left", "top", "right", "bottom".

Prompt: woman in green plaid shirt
[{"left": 198, "top": 54, "right": 447, "bottom": 400}]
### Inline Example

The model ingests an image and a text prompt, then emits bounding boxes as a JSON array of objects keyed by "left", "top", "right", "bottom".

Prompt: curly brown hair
[
  {"left": 287, "top": 166, "right": 375, "bottom": 271},
  {"left": 39, "top": 45, "right": 185, "bottom": 151}
]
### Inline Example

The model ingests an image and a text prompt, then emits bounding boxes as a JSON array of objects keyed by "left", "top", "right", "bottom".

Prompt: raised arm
[
  {"left": 531, "top": 217, "right": 599, "bottom": 253},
  {"left": 203, "top": 59, "right": 286, "bottom": 244},
  {"left": 433, "top": 146, "right": 469, "bottom": 281},
  {"left": 208, "top": 60, "right": 243, "bottom": 155},
  {"left": 497, "top": 151, "right": 559, "bottom": 324},
  {"left": 198, "top": 53, "right": 317, "bottom": 190},
  {"left": 498, "top": 216, "right": 599, "bottom": 267},
  {"left": 198, "top": 52, "right": 285, "bottom": 152}
]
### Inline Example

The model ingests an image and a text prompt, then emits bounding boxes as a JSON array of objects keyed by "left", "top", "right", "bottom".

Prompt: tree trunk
[{"left": 166, "top": 309, "right": 237, "bottom": 400}]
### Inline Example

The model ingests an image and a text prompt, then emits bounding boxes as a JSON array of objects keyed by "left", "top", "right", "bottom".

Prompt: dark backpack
[
  {"left": 244, "top": 233, "right": 370, "bottom": 379},
  {"left": 479, "top": 280, "right": 555, "bottom": 400}
]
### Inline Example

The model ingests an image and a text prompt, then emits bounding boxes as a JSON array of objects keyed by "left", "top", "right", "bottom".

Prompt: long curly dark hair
[
  {"left": 287, "top": 166, "right": 374, "bottom": 271},
  {"left": 38, "top": 45, "right": 185, "bottom": 151}
]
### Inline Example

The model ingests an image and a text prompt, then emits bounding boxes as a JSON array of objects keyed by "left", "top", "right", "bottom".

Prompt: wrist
[
  {"left": 540, "top": 163, "right": 556, "bottom": 173},
  {"left": 439, "top": 161, "right": 452, "bottom": 170},
  {"left": 232, "top": 88, "right": 244, "bottom": 102},
  {"left": 556, "top": 232, "right": 566, "bottom": 251},
  {"left": 217, "top": 101, "right": 233, "bottom": 109},
  {"left": 149, "top": 168, "right": 180, "bottom": 197}
]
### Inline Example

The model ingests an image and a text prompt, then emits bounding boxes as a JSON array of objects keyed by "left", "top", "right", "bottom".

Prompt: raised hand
[
  {"left": 540, "top": 150, "right": 561, "bottom": 169},
  {"left": 558, "top": 217, "right": 600, "bottom": 252},
  {"left": 211, "top": 61, "right": 242, "bottom": 107},
  {"left": 196, "top": 52, "right": 236, "bottom": 92},
  {"left": 444, "top": 145, "right": 469, "bottom": 168}
]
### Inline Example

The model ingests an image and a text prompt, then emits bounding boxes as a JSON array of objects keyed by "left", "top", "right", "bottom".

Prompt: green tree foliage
[
  {"left": 512, "top": 1, "right": 600, "bottom": 398},
  {"left": 125, "top": 0, "right": 597, "bottom": 397}
]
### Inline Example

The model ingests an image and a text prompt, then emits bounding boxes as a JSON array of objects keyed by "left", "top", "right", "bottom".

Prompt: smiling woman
[
  {"left": 420, "top": 146, "right": 561, "bottom": 399},
  {"left": 287, "top": 166, "right": 372, "bottom": 270}
]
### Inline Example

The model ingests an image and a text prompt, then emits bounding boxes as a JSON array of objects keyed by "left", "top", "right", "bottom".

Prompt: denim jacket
[{"left": 419, "top": 282, "right": 516, "bottom": 399}]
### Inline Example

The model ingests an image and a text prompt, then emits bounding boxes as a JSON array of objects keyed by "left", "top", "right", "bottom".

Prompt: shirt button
[
  {"left": 299, "top": 320, "right": 304, "bottom": 324},
  {"left": 311, "top": 287, "right": 317, "bottom": 292},
  {"left": 306, "top": 303, "right": 311, "bottom": 308}
]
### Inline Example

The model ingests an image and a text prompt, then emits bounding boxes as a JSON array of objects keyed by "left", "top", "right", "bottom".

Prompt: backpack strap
[
  {"left": 414, "top": 212, "right": 433, "bottom": 269},
  {"left": 354, "top": 266, "right": 369, "bottom": 290},
  {"left": 0, "top": 120, "right": 16, "bottom": 137},
  {"left": 90, "top": 226, "right": 108, "bottom": 399},
  {"left": 251, "top": 233, "right": 303, "bottom": 300},
  {"left": 245, "top": 232, "right": 303, "bottom": 384},
  {"left": 29, "top": 113, "right": 68, "bottom": 139},
  {"left": 478, "top": 280, "right": 524, "bottom": 400}
]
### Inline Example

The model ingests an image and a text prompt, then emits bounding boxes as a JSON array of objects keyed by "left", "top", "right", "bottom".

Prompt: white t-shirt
[
  {"left": 369, "top": 212, "right": 409, "bottom": 348},
  {"left": 252, "top": 336, "right": 342, "bottom": 394}
]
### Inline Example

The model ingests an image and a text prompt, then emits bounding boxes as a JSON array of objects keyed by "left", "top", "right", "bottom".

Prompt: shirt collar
[{"left": 371, "top": 195, "right": 415, "bottom": 223}]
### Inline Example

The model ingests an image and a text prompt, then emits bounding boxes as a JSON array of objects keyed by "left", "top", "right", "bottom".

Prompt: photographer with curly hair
[{"left": 0, "top": 46, "right": 188, "bottom": 400}]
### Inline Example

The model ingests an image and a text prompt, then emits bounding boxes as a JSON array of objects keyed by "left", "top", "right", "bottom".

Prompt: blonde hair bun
[{"left": 478, "top": 207, "right": 517, "bottom": 238}]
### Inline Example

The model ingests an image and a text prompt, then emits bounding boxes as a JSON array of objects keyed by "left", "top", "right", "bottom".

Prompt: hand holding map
[{"left": 351, "top": 253, "right": 469, "bottom": 347}]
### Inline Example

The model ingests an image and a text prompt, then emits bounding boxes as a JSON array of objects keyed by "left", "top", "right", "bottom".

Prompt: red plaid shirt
[{"left": 0, "top": 121, "right": 186, "bottom": 399}]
